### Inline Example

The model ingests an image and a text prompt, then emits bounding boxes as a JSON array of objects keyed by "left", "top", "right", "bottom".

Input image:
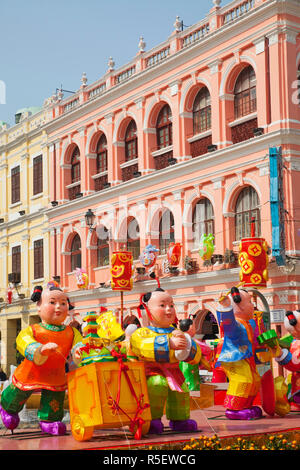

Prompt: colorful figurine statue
[
  {"left": 0, "top": 285, "right": 83, "bottom": 435},
  {"left": 274, "top": 310, "right": 300, "bottom": 409},
  {"left": 131, "top": 286, "right": 202, "bottom": 434},
  {"left": 216, "top": 287, "right": 262, "bottom": 420}
]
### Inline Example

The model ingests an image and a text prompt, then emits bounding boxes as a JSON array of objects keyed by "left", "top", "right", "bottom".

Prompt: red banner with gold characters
[
  {"left": 167, "top": 242, "right": 182, "bottom": 266},
  {"left": 238, "top": 237, "right": 269, "bottom": 288},
  {"left": 110, "top": 251, "right": 133, "bottom": 291}
]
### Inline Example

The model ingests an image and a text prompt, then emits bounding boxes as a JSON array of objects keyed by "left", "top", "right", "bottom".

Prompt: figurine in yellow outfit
[
  {"left": 0, "top": 285, "right": 83, "bottom": 435},
  {"left": 130, "top": 286, "right": 202, "bottom": 434}
]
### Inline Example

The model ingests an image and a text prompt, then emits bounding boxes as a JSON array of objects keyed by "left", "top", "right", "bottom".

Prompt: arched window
[
  {"left": 126, "top": 218, "right": 140, "bottom": 260},
  {"left": 97, "top": 226, "right": 109, "bottom": 267},
  {"left": 234, "top": 65, "right": 256, "bottom": 118},
  {"left": 193, "top": 87, "right": 211, "bottom": 134},
  {"left": 125, "top": 120, "right": 138, "bottom": 161},
  {"left": 68, "top": 146, "right": 81, "bottom": 200},
  {"left": 156, "top": 104, "right": 172, "bottom": 149},
  {"left": 192, "top": 198, "right": 214, "bottom": 248},
  {"left": 71, "top": 234, "right": 81, "bottom": 271},
  {"left": 235, "top": 186, "right": 261, "bottom": 240},
  {"left": 71, "top": 146, "right": 80, "bottom": 183},
  {"left": 96, "top": 134, "right": 107, "bottom": 173},
  {"left": 159, "top": 209, "right": 175, "bottom": 255}
]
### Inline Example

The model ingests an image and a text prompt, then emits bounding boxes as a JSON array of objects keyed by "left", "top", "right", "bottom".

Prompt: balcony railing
[
  {"left": 190, "top": 134, "right": 212, "bottom": 158},
  {"left": 153, "top": 150, "right": 174, "bottom": 170},
  {"left": 222, "top": 0, "right": 255, "bottom": 25},
  {"left": 53, "top": 0, "right": 261, "bottom": 119},
  {"left": 94, "top": 173, "right": 108, "bottom": 191},
  {"left": 89, "top": 83, "right": 106, "bottom": 99},
  {"left": 121, "top": 163, "right": 139, "bottom": 182},
  {"left": 64, "top": 98, "right": 79, "bottom": 113},
  {"left": 181, "top": 23, "right": 210, "bottom": 49},
  {"left": 231, "top": 117, "right": 257, "bottom": 144},
  {"left": 115, "top": 66, "right": 136, "bottom": 85},
  {"left": 145, "top": 45, "right": 171, "bottom": 68},
  {"left": 68, "top": 183, "right": 81, "bottom": 200}
]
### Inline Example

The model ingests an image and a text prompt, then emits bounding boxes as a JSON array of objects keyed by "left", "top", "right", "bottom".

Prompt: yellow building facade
[{"left": 0, "top": 107, "right": 52, "bottom": 374}]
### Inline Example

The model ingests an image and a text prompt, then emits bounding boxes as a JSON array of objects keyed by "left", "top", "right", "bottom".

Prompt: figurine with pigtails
[
  {"left": 130, "top": 276, "right": 203, "bottom": 434},
  {"left": 0, "top": 283, "right": 83, "bottom": 435},
  {"left": 216, "top": 285, "right": 263, "bottom": 420}
]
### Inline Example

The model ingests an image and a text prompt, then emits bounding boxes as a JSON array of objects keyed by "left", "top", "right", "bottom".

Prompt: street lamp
[{"left": 85, "top": 209, "right": 96, "bottom": 232}]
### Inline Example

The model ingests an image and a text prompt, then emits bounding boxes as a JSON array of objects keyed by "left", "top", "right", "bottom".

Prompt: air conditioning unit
[{"left": 8, "top": 272, "right": 21, "bottom": 284}]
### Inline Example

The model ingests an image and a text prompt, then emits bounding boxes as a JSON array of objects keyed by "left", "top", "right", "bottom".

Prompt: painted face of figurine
[
  {"left": 232, "top": 289, "right": 254, "bottom": 321},
  {"left": 147, "top": 291, "right": 176, "bottom": 328},
  {"left": 37, "top": 289, "right": 69, "bottom": 326}
]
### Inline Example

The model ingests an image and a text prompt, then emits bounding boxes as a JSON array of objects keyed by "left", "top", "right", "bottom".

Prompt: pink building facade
[{"left": 44, "top": 0, "right": 300, "bottom": 348}]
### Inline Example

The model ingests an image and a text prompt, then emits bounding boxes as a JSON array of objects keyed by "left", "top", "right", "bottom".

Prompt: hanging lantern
[
  {"left": 167, "top": 242, "right": 182, "bottom": 266},
  {"left": 199, "top": 233, "right": 215, "bottom": 261},
  {"left": 110, "top": 251, "right": 133, "bottom": 291},
  {"left": 75, "top": 268, "right": 89, "bottom": 290},
  {"left": 238, "top": 219, "right": 269, "bottom": 288},
  {"left": 139, "top": 244, "right": 159, "bottom": 269},
  {"left": 7, "top": 288, "right": 13, "bottom": 304}
]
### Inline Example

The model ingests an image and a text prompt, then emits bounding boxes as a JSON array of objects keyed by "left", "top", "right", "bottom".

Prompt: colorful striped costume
[
  {"left": 130, "top": 325, "right": 202, "bottom": 421},
  {"left": 1, "top": 323, "right": 82, "bottom": 422},
  {"left": 216, "top": 306, "right": 261, "bottom": 411}
]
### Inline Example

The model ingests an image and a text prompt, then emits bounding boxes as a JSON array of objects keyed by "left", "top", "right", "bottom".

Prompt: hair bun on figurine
[
  {"left": 31, "top": 285, "right": 43, "bottom": 302},
  {"left": 231, "top": 286, "right": 242, "bottom": 304},
  {"left": 179, "top": 318, "right": 193, "bottom": 332},
  {"left": 137, "top": 276, "right": 165, "bottom": 321},
  {"left": 286, "top": 310, "right": 298, "bottom": 327}
]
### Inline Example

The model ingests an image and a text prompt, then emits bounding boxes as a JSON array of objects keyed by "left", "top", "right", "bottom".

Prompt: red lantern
[
  {"left": 7, "top": 289, "right": 13, "bottom": 304},
  {"left": 110, "top": 251, "right": 133, "bottom": 291},
  {"left": 238, "top": 237, "right": 269, "bottom": 288},
  {"left": 167, "top": 242, "right": 182, "bottom": 267}
]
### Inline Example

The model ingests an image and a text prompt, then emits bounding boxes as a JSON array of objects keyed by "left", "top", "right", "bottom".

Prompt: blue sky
[{"left": 0, "top": 0, "right": 231, "bottom": 126}]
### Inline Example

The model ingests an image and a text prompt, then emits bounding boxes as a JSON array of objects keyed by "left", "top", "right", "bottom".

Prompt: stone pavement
[{"left": 0, "top": 405, "right": 299, "bottom": 451}]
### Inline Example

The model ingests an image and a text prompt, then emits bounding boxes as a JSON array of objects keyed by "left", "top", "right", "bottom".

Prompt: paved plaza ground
[{"left": 0, "top": 404, "right": 299, "bottom": 451}]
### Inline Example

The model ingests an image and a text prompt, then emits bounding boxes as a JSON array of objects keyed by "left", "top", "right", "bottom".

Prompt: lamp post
[{"left": 85, "top": 209, "right": 96, "bottom": 232}]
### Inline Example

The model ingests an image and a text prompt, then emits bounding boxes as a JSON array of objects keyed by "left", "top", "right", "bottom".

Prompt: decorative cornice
[{"left": 43, "top": 1, "right": 286, "bottom": 138}]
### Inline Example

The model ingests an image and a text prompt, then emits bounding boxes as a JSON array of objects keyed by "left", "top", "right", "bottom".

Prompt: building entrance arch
[{"left": 189, "top": 309, "right": 219, "bottom": 341}]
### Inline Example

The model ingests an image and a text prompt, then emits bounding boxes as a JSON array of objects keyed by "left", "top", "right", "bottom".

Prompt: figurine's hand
[
  {"left": 269, "top": 344, "right": 282, "bottom": 358},
  {"left": 40, "top": 342, "right": 58, "bottom": 356},
  {"left": 169, "top": 330, "right": 188, "bottom": 350},
  {"left": 218, "top": 293, "right": 231, "bottom": 308},
  {"left": 73, "top": 347, "right": 82, "bottom": 361}
]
